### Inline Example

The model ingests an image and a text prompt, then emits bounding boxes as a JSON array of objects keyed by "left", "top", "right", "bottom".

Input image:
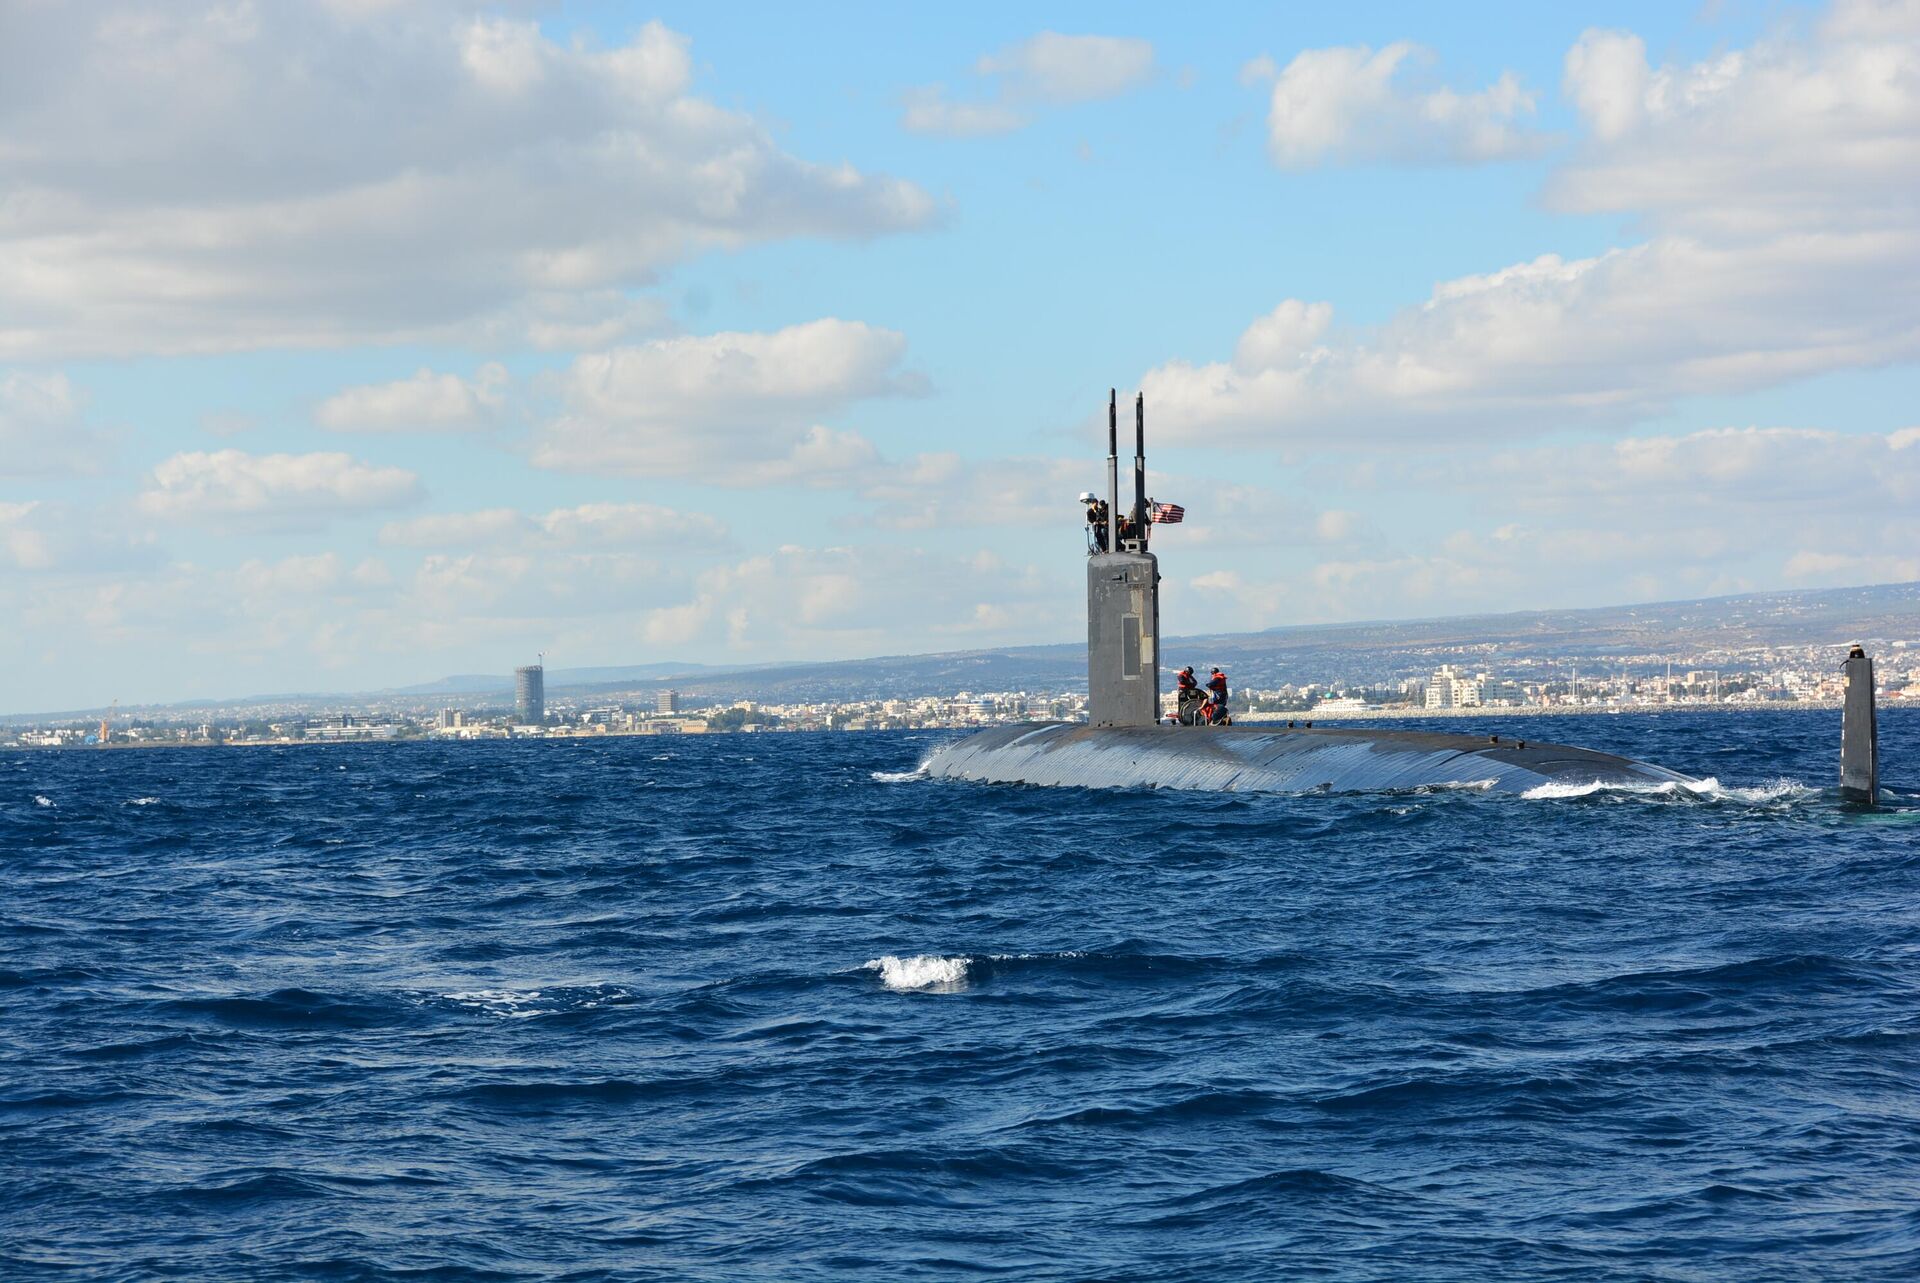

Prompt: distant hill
[
  {"left": 8, "top": 581, "right": 1917, "bottom": 721},
  {"left": 533, "top": 580, "right": 1920, "bottom": 706}
]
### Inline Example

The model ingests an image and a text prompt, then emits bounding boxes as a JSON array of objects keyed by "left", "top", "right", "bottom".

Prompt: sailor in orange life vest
[
  {"left": 1206, "top": 668, "right": 1230, "bottom": 723},
  {"left": 1172, "top": 665, "right": 1205, "bottom": 726}
]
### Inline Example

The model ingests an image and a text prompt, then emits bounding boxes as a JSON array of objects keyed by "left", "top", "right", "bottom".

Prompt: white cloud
[
  {"left": 1239, "top": 55, "right": 1279, "bottom": 88},
  {"left": 316, "top": 363, "right": 507, "bottom": 433},
  {"left": 1151, "top": 9, "right": 1920, "bottom": 447},
  {"left": 0, "top": 370, "right": 111, "bottom": 476},
  {"left": 1252, "top": 423, "right": 1920, "bottom": 622},
  {"left": 0, "top": 7, "right": 933, "bottom": 358},
  {"left": 0, "top": 500, "right": 158, "bottom": 574},
  {"left": 1314, "top": 510, "right": 1360, "bottom": 541},
  {"left": 137, "top": 450, "right": 423, "bottom": 531},
  {"left": 1146, "top": 12, "right": 1920, "bottom": 451},
  {"left": 900, "top": 90, "right": 1028, "bottom": 138},
  {"left": 1783, "top": 550, "right": 1920, "bottom": 583},
  {"left": 539, "top": 502, "right": 728, "bottom": 547},
  {"left": 1475, "top": 427, "right": 1920, "bottom": 511},
  {"left": 377, "top": 508, "right": 530, "bottom": 549},
  {"left": 636, "top": 544, "right": 1069, "bottom": 656},
  {"left": 1249, "top": 42, "right": 1543, "bottom": 168},
  {"left": 1552, "top": 9, "right": 1920, "bottom": 237},
  {"left": 380, "top": 501, "right": 728, "bottom": 550},
  {"left": 977, "top": 32, "right": 1156, "bottom": 103},
  {"left": 530, "top": 319, "right": 921, "bottom": 482},
  {"left": 903, "top": 31, "right": 1154, "bottom": 137},
  {"left": 1232, "top": 300, "right": 1333, "bottom": 374},
  {"left": 854, "top": 455, "right": 1095, "bottom": 531}
]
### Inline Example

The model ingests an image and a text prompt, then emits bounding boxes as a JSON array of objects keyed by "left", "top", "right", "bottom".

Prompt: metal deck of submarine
[{"left": 924, "top": 721, "right": 1694, "bottom": 795}]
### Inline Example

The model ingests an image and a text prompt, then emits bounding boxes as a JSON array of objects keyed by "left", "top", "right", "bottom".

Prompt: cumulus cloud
[
  {"left": 0, "top": 370, "right": 112, "bottom": 475},
  {"left": 902, "top": 31, "right": 1154, "bottom": 136},
  {"left": 1552, "top": 9, "right": 1920, "bottom": 236},
  {"left": 137, "top": 450, "right": 423, "bottom": 531},
  {"left": 1144, "top": 8, "right": 1920, "bottom": 449},
  {"left": 380, "top": 501, "right": 728, "bottom": 550},
  {"left": 0, "top": 5, "right": 933, "bottom": 358},
  {"left": 530, "top": 319, "right": 922, "bottom": 482},
  {"left": 316, "top": 364, "right": 508, "bottom": 433},
  {"left": 1246, "top": 42, "right": 1543, "bottom": 167}
]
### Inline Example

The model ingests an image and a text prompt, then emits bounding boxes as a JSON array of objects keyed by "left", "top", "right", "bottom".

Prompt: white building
[{"left": 1424, "top": 665, "right": 1484, "bottom": 709}]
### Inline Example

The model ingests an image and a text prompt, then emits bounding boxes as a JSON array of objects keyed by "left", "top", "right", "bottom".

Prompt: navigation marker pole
[{"left": 1841, "top": 646, "right": 1878, "bottom": 806}]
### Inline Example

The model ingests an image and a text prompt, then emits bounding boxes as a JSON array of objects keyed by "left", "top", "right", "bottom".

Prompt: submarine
[{"left": 925, "top": 391, "right": 1884, "bottom": 800}]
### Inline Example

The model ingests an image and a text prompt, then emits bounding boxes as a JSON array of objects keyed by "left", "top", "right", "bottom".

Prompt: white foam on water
[
  {"left": 1687, "top": 777, "right": 1815, "bottom": 804},
  {"left": 439, "top": 984, "right": 637, "bottom": 1019},
  {"left": 870, "top": 768, "right": 927, "bottom": 784},
  {"left": 129, "top": 796, "right": 160, "bottom": 806},
  {"left": 33, "top": 794, "right": 54, "bottom": 808},
  {"left": 864, "top": 954, "right": 972, "bottom": 992},
  {"left": 1521, "top": 776, "right": 1813, "bottom": 804},
  {"left": 442, "top": 988, "right": 547, "bottom": 1018},
  {"left": 1524, "top": 780, "right": 1626, "bottom": 800}
]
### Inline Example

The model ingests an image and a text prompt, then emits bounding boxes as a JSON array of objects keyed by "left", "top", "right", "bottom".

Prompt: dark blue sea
[{"left": 5, "top": 709, "right": 1918, "bottom": 1282}]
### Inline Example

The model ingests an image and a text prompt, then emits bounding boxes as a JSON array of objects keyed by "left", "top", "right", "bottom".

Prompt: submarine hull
[{"left": 925, "top": 722, "right": 1697, "bottom": 795}]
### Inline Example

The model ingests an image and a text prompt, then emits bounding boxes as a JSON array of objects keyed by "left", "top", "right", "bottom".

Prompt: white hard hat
[{"left": 1078, "top": 491, "right": 1097, "bottom": 502}]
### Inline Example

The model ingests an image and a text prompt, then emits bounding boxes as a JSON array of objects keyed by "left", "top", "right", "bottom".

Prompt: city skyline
[{"left": 5, "top": 1, "right": 1920, "bottom": 714}]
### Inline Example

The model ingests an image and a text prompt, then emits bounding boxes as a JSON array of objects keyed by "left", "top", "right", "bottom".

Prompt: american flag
[{"left": 1149, "top": 501, "right": 1184, "bottom": 525}]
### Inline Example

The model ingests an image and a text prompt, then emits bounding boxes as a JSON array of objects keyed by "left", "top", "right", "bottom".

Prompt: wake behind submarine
[{"left": 925, "top": 392, "right": 1884, "bottom": 799}]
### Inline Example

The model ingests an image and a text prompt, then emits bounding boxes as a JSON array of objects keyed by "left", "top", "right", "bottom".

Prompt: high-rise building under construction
[{"left": 515, "top": 664, "right": 544, "bottom": 724}]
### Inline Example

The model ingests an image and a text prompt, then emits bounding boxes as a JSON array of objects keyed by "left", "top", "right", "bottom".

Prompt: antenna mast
[
  {"left": 1105, "top": 390, "right": 1120, "bottom": 555},
  {"left": 1131, "top": 392, "right": 1146, "bottom": 546}
]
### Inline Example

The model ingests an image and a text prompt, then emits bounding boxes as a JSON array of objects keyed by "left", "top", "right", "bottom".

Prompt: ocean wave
[
  {"left": 1145, "top": 1167, "right": 1415, "bottom": 1226},
  {"left": 864, "top": 954, "right": 971, "bottom": 992},
  {"left": 857, "top": 949, "right": 1211, "bottom": 994},
  {"left": 159, "top": 987, "right": 412, "bottom": 1031},
  {"left": 1016, "top": 1088, "right": 1278, "bottom": 1130},
  {"left": 128, "top": 796, "right": 161, "bottom": 806},
  {"left": 438, "top": 984, "right": 640, "bottom": 1019},
  {"left": 869, "top": 767, "right": 928, "bottom": 783},
  {"left": 441, "top": 987, "right": 549, "bottom": 1018},
  {"left": 1520, "top": 775, "right": 1814, "bottom": 803}
]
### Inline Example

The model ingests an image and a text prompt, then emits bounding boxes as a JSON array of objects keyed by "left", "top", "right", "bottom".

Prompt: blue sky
[{"left": 3, "top": 0, "right": 1918, "bottom": 712}]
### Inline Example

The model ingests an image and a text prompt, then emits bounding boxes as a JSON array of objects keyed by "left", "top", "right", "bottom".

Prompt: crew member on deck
[
  {"left": 1175, "top": 665, "right": 1204, "bottom": 726},
  {"left": 1081, "top": 492, "right": 1110, "bottom": 552},
  {"left": 1207, "top": 667, "right": 1230, "bottom": 722}
]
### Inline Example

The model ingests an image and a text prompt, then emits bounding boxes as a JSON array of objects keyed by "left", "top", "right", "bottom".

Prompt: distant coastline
[{"left": 13, "top": 696, "right": 1892, "bottom": 752}]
